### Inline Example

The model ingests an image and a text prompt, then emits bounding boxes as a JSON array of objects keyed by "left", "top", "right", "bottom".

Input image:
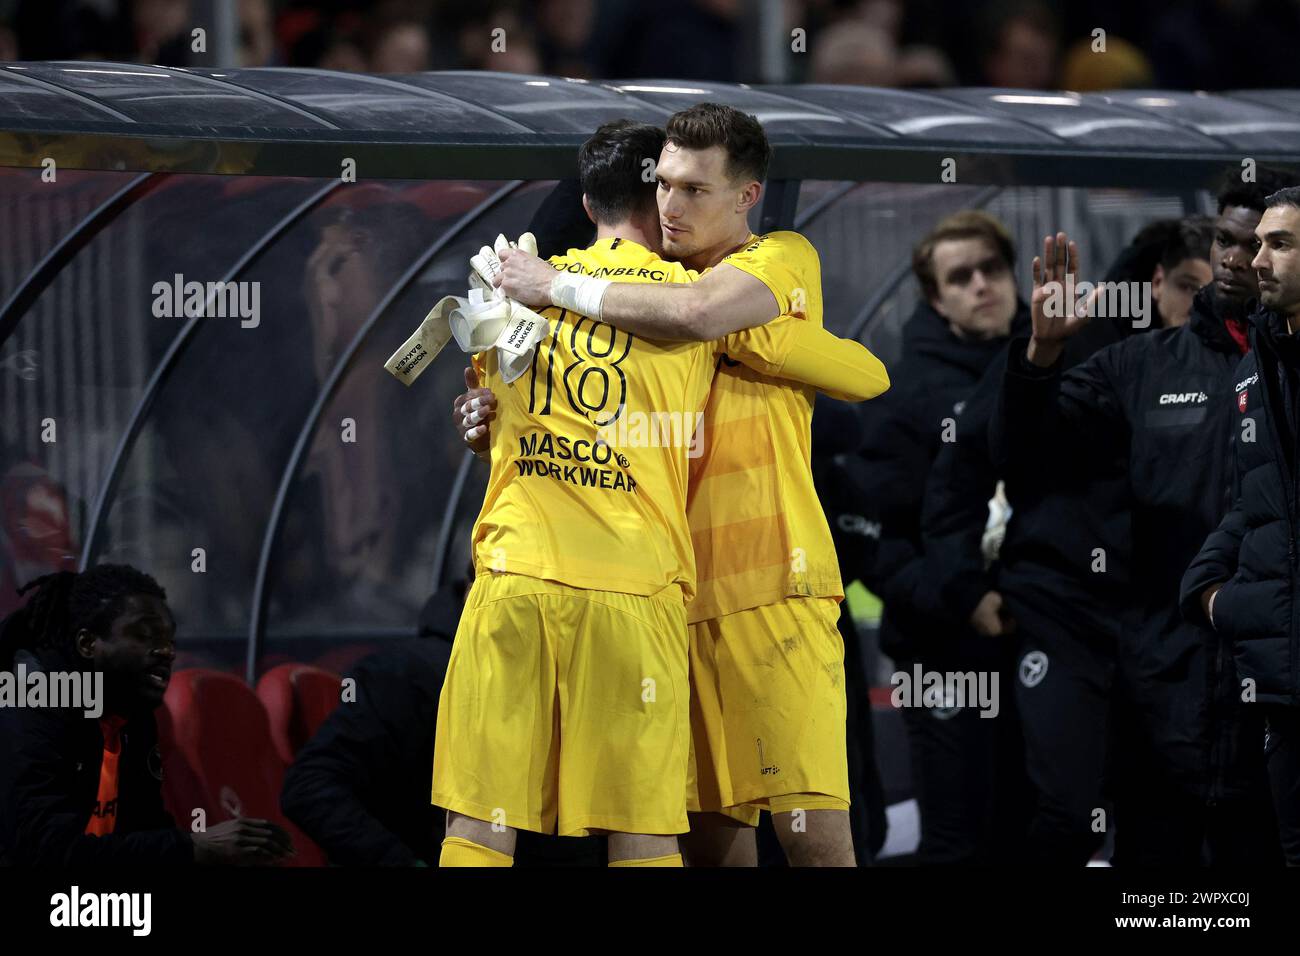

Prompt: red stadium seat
[
  {"left": 255, "top": 663, "right": 343, "bottom": 766},
  {"left": 153, "top": 701, "right": 210, "bottom": 829},
  {"left": 164, "top": 669, "right": 327, "bottom": 866}
]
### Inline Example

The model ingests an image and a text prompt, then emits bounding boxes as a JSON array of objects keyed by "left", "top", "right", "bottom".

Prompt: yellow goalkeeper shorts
[
  {"left": 686, "top": 596, "right": 850, "bottom": 825},
  {"left": 431, "top": 571, "right": 690, "bottom": 837}
]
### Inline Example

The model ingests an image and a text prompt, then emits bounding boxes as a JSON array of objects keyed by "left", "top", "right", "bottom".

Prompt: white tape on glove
[
  {"left": 382, "top": 295, "right": 460, "bottom": 386},
  {"left": 449, "top": 292, "right": 513, "bottom": 353}
]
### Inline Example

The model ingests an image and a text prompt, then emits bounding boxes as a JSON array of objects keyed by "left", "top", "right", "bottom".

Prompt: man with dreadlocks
[{"left": 0, "top": 564, "right": 293, "bottom": 865}]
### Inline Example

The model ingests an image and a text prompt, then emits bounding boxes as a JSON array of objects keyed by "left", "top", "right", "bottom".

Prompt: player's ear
[
  {"left": 74, "top": 627, "right": 97, "bottom": 661},
  {"left": 736, "top": 180, "right": 761, "bottom": 215},
  {"left": 581, "top": 194, "right": 597, "bottom": 226}
]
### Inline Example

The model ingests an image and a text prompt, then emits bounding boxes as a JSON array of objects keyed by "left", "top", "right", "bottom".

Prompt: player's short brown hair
[
  {"left": 912, "top": 210, "right": 1016, "bottom": 301},
  {"left": 665, "top": 103, "right": 771, "bottom": 184}
]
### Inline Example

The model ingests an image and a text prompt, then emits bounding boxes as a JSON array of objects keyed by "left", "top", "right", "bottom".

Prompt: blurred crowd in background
[{"left": 2, "top": 0, "right": 1300, "bottom": 90}]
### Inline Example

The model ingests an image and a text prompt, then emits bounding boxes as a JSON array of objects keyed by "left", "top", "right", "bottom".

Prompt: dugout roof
[{"left": 2, "top": 64, "right": 1300, "bottom": 184}]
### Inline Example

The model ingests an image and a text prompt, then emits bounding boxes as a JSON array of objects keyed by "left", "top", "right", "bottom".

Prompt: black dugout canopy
[
  {"left": 1, "top": 63, "right": 1298, "bottom": 184},
  {"left": 0, "top": 63, "right": 1296, "bottom": 680}
]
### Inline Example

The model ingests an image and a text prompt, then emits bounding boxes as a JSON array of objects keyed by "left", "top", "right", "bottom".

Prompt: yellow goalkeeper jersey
[
  {"left": 470, "top": 237, "right": 875, "bottom": 602},
  {"left": 685, "top": 231, "right": 844, "bottom": 623}
]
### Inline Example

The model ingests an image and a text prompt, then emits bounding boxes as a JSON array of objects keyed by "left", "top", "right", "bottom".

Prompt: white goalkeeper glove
[
  {"left": 385, "top": 233, "right": 546, "bottom": 388},
  {"left": 469, "top": 232, "right": 538, "bottom": 298}
]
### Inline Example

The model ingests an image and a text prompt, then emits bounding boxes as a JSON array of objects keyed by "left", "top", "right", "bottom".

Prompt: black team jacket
[
  {"left": 281, "top": 636, "right": 604, "bottom": 867},
  {"left": 0, "top": 646, "right": 194, "bottom": 865},
  {"left": 923, "top": 312, "right": 1134, "bottom": 644},
  {"left": 989, "top": 288, "right": 1264, "bottom": 800},
  {"left": 1181, "top": 307, "right": 1300, "bottom": 708},
  {"left": 281, "top": 638, "right": 450, "bottom": 866},
  {"left": 858, "top": 299, "right": 1029, "bottom": 661}
]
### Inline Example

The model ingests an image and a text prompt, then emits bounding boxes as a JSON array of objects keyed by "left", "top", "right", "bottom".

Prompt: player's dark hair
[
  {"left": 665, "top": 103, "right": 771, "bottom": 184},
  {"left": 577, "top": 119, "right": 666, "bottom": 225},
  {"left": 1104, "top": 218, "right": 1177, "bottom": 285},
  {"left": 1105, "top": 216, "right": 1216, "bottom": 287},
  {"left": 0, "top": 564, "right": 168, "bottom": 665},
  {"left": 1161, "top": 216, "right": 1215, "bottom": 272},
  {"left": 912, "top": 209, "right": 1016, "bottom": 302},
  {"left": 1264, "top": 185, "right": 1300, "bottom": 212},
  {"left": 1217, "top": 167, "right": 1299, "bottom": 214}
]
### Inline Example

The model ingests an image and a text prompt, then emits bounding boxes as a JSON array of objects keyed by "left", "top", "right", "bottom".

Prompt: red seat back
[
  {"left": 255, "top": 663, "right": 342, "bottom": 766},
  {"left": 164, "top": 668, "right": 327, "bottom": 866},
  {"left": 153, "top": 701, "right": 209, "bottom": 829}
]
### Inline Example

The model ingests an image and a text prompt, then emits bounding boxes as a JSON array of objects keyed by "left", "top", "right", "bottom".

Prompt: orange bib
[{"left": 84, "top": 715, "right": 126, "bottom": 837}]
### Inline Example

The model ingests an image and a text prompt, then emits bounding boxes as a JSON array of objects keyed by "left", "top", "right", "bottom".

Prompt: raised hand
[{"left": 1027, "top": 232, "right": 1087, "bottom": 367}]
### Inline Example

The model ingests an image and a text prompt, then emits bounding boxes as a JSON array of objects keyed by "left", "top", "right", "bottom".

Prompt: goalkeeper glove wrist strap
[{"left": 551, "top": 271, "right": 610, "bottom": 319}]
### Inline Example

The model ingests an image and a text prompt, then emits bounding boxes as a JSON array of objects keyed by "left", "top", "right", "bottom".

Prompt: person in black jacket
[
  {"left": 923, "top": 217, "right": 1213, "bottom": 865},
  {"left": 814, "top": 396, "right": 889, "bottom": 865},
  {"left": 1181, "top": 186, "right": 1300, "bottom": 865},
  {"left": 0, "top": 565, "right": 291, "bottom": 866},
  {"left": 280, "top": 631, "right": 452, "bottom": 867},
  {"left": 280, "top": 581, "right": 604, "bottom": 867},
  {"left": 859, "top": 209, "right": 1032, "bottom": 864},
  {"left": 990, "top": 171, "right": 1295, "bottom": 865}
]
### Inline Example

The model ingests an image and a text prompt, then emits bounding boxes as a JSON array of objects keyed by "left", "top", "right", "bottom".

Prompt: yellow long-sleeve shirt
[{"left": 685, "top": 230, "right": 864, "bottom": 623}]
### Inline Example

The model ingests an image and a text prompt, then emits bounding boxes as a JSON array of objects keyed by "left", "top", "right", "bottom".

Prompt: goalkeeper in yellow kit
[
  {"left": 434, "top": 119, "right": 887, "bottom": 867},
  {"left": 498, "top": 104, "right": 872, "bottom": 866}
]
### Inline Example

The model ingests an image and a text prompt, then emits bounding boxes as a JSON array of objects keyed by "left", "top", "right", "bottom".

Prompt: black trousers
[
  {"left": 1005, "top": 592, "right": 1115, "bottom": 866},
  {"left": 842, "top": 610, "right": 887, "bottom": 865},
  {"left": 1108, "top": 630, "right": 1281, "bottom": 867},
  {"left": 897, "top": 635, "right": 1031, "bottom": 865},
  {"left": 1266, "top": 706, "right": 1300, "bottom": 865},
  {"left": 1010, "top": 590, "right": 1282, "bottom": 866},
  {"left": 1109, "top": 767, "right": 1281, "bottom": 866}
]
